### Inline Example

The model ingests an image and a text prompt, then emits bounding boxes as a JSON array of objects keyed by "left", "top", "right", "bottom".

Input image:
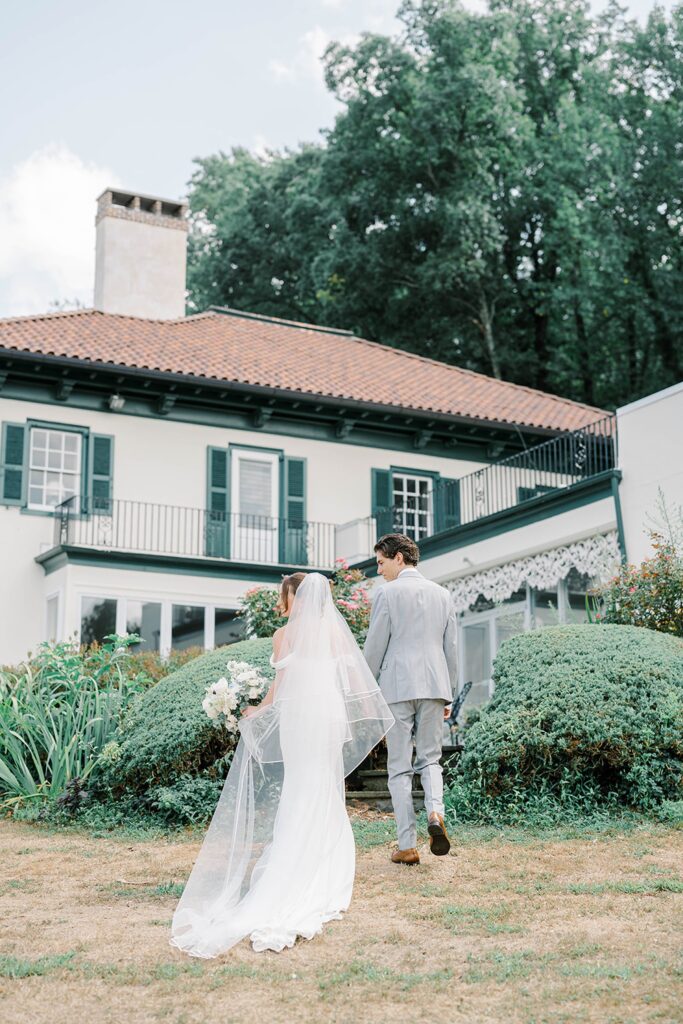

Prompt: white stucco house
[{"left": 1, "top": 188, "right": 680, "bottom": 710}]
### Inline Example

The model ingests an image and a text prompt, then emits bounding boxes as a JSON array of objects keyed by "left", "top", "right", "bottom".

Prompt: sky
[{"left": 0, "top": 0, "right": 677, "bottom": 317}]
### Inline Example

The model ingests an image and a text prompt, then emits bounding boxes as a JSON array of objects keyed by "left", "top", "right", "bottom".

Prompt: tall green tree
[{"left": 186, "top": 0, "right": 682, "bottom": 409}]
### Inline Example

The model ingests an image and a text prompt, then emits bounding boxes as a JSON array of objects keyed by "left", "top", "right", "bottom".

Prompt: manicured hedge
[
  {"left": 460, "top": 624, "right": 683, "bottom": 810},
  {"left": 102, "top": 638, "right": 274, "bottom": 794}
]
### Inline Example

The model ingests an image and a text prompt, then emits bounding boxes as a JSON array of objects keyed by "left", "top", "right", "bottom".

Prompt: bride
[{"left": 170, "top": 571, "right": 394, "bottom": 956}]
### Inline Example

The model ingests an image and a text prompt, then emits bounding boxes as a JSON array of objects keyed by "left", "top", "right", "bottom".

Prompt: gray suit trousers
[{"left": 386, "top": 698, "right": 445, "bottom": 850}]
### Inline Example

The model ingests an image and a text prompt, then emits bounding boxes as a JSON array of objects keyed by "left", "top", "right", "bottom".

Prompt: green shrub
[
  {"left": 101, "top": 638, "right": 274, "bottom": 795},
  {"left": 457, "top": 624, "right": 683, "bottom": 813}
]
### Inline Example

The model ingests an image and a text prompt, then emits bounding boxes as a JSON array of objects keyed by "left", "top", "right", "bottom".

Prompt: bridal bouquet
[{"left": 202, "top": 660, "right": 269, "bottom": 735}]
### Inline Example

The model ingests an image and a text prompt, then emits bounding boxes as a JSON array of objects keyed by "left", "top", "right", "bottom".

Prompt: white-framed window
[
  {"left": 392, "top": 472, "right": 433, "bottom": 541},
  {"left": 79, "top": 595, "right": 245, "bottom": 656},
  {"left": 456, "top": 573, "right": 594, "bottom": 713},
  {"left": 28, "top": 427, "right": 82, "bottom": 511},
  {"left": 458, "top": 590, "right": 528, "bottom": 709}
]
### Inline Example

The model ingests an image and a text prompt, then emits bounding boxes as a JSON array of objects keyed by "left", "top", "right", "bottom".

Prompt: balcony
[
  {"left": 368, "top": 413, "right": 618, "bottom": 550},
  {"left": 37, "top": 414, "right": 617, "bottom": 577},
  {"left": 48, "top": 498, "right": 340, "bottom": 572}
]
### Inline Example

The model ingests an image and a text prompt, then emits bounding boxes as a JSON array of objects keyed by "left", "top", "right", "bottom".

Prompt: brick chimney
[{"left": 93, "top": 189, "right": 188, "bottom": 320}]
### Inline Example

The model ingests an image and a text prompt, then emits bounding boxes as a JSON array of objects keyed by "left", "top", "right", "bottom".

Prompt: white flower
[
  {"left": 224, "top": 691, "right": 239, "bottom": 711},
  {"left": 248, "top": 686, "right": 261, "bottom": 700},
  {"left": 202, "top": 695, "right": 220, "bottom": 720}
]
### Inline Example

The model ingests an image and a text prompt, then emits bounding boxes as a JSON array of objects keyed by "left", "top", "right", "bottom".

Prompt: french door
[{"left": 230, "top": 449, "right": 279, "bottom": 563}]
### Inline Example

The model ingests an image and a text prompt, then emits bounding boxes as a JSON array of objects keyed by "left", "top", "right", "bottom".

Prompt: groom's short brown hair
[{"left": 374, "top": 534, "right": 420, "bottom": 565}]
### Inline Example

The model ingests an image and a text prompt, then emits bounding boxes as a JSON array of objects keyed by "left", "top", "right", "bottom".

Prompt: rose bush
[
  {"left": 591, "top": 535, "right": 683, "bottom": 637},
  {"left": 238, "top": 560, "right": 371, "bottom": 642}
]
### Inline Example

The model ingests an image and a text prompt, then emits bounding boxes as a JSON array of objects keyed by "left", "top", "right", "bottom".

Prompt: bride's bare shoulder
[{"left": 272, "top": 626, "right": 286, "bottom": 654}]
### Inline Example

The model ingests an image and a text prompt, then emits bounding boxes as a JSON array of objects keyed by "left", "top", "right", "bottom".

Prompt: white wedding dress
[{"left": 170, "top": 574, "right": 393, "bottom": 956}]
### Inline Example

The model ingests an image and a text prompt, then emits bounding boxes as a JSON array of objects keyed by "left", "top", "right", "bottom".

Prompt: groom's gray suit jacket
[{"left": 363, "top": 568, "right": 458, "bottom": 704}]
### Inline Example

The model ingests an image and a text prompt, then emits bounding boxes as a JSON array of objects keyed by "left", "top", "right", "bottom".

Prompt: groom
[{"left": 364, "top": 534, "right": 457, "bottom": 865}]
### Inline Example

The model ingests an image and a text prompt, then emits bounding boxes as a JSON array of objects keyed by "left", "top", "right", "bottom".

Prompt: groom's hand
[{"left": 443, "top": 705, "right": 451, "bottom": 720}]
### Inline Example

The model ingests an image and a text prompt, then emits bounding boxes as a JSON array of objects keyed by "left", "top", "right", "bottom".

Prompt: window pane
[
  {"left": 214, "top": 608, "right": 246, "bottom": 647},
  {"left": 565, "top": 569, "right": 592, "bottom": 623},
  {"left": 496, "top": 608, "right": 525, "bottom": 650},
  {"left": 172, "top": 605, "right": 204, "bottom": 650},
  {"left": 81, "top": 597, "right": 117, "bottom": 646},
  {"left": 463, "top": 621, "right": 492, "bottom": 707},
  {"left": 532, "top": 588, "right": 559, "bottom": 628},
  {"left": 239, "top": 459, "right": 272, "bottom": 519},
  {"left": 392, "top": 473, "right": 432, "bottom": 541},
  {"left": 126, "top": 601, "right": 162, "bottom": 652},
  {"left": 29, "top": 428, "right": 82, "bottom": 509}
]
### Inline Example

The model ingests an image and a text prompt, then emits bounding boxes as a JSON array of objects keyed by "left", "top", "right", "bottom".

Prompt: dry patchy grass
[{"left": 0, "top": 814, "right": 681, "bottom": 1024}]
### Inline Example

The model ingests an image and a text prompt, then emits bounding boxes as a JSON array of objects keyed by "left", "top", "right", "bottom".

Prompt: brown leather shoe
[
  {"left": 391, "top": 847, "right": 420, "bottom": 866},
  {"left": 428, "top": 813, "right": 451, "bottom": 856}
]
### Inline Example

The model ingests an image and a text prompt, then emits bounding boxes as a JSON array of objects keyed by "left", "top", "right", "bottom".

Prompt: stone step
[{"left": 346, "top": 790, "right": 392, "bottom": 800}]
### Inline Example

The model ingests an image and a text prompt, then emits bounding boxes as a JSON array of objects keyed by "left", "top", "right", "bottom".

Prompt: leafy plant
[
  {"left": 591, "top": 535, "right": 683, "bottom": 637},
  {"left": 238, "top": 560, "right": 371, "bottom": 642},
  {"left": 0, "top": 635, "right": 146, "bottom": 807}
]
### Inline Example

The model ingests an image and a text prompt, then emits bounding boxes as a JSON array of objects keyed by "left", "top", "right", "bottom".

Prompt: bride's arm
[{"left": 241, "top": 627, "right": 285, "bottom": 717}]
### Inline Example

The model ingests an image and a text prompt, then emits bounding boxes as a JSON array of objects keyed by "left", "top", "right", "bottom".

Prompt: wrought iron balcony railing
[
  {"left": 53, "top": 496, "right": 337, "bottom": 569},
  {"left": 373, "top": 413, "right": 617, "bottom": 539}
]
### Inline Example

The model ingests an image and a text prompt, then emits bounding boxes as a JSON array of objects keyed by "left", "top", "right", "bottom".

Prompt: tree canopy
[{"left": 187, "top": 0, "right": 683, "bottom": 410}]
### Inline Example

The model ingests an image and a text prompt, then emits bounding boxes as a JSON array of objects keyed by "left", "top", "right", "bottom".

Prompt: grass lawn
[{"left": 0, "top": 811, "right": 681, "bottom": 1024}]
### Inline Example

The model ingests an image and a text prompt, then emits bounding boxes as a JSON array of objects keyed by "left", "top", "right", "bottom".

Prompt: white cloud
[
  {"left": 0, "top": 144, "right": 118, "bottom": 317},
  {"left": 269, "top": 25, "right": 335, "bottom": 84}
]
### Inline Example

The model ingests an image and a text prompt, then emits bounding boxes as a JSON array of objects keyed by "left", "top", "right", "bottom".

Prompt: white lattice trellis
[{"left": 445, "top": 531, "right": 621, "bottom": 613}]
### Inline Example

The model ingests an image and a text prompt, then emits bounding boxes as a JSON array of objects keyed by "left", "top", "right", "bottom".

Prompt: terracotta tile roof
[{"left": 0, "top": 307, "right": 608, "bottom": 432}]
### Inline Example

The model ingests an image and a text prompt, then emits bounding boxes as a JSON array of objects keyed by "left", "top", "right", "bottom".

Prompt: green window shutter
[
  {"left": 435, "top": 477, "right": 461, "bottom": 533},
  {"left": 283, "top": 456, "right": 307, "bottom": 565},
  {"left": 89, "top": 435, "right": 114, "bottom": 513},
  {"left": 371, "top": 468, "right": 394, "bottom": 538},
  {"left": 1, "top": 423, "right": 26, "bottom": 506},
  {"left": 206, "top": 447, "right": 230, "bottom": 558}
]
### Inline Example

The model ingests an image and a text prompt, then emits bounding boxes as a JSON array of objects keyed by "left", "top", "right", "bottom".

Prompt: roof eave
[{"left": 0, "top": 346, "right": 595, "bottom": 439}]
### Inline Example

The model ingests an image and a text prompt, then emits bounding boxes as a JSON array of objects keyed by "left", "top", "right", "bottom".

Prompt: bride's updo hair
[{"left": 276, "top": 572, "right": 307, "bottom": 614}]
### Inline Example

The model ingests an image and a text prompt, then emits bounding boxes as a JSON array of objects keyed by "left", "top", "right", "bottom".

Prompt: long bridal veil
[{"left": 170, "top": 572, "right": 393, "bottom": 957}]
